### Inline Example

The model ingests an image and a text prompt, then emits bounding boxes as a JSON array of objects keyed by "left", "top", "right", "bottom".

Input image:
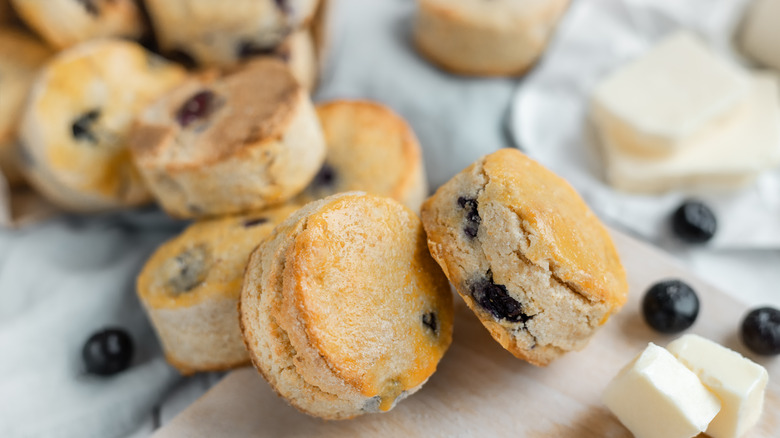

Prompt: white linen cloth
[{"left": 0, "top": 1, "right": 778, "bottom": 437}]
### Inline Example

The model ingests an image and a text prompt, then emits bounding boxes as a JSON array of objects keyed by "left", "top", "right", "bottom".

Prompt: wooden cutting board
[{"left": 155, "top": 229, "right": 780, "bottom": 437}]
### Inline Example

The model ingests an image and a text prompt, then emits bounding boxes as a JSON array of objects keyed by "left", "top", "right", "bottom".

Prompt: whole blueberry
[
  {"left": 642, "top": 279, "right": 699, "bottom": 333},
  {"left": 671, "top": 200, "right": 717, "bottom": 244},
  {"left": 82, "top": 328, "right": 134, "bottom": 376},
  {"left": 741, "top": 307, "right": 780, "bottom": 355}
]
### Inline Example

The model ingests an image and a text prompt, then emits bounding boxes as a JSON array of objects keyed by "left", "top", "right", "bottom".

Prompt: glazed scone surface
[
  {"left": 19, "top": 39, "right": 186, "bottom": 211},
  {"left": 11, "top": 0, "right": 146, "bottom": 49},
  {"left": 414, "top": 0, "right": 570, "bottom": 76},
  {"left": 138, "top": 205, "right": 298, "bottom": 374},
  {"left": 296, "top": 100, "right": 428, "bottom": 211},
  {"left": 131, "top": 58, "right": 325, "bottom": 218},
  {"left": 0, "top": 28, "right": 52, "bottom": 186},
  {"left": 421, "top": 149, "right": 627, "bottom": 366},
  {"left": 240, "top": 193, "right": 453, "bottom": 419},
  {"left": 145, "top": 0, "right": 319, "bottom": 68}
]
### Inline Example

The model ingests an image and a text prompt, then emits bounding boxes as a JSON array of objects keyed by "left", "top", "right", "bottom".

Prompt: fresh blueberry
[
  {"left": 83, "top": 328, "right": 134, "bottom": 376},
  {"left": 642, "top": 279, "right": 699, "bottom": 333},
  {"left": 71, "top": 110, "right": 100, "bottom": 144},
  {"left": 457, "top": 196, "right": 481, "bottom": 239},
  {"left": 671, "top": 200, "right": 717, "bottom": 244},
  {"left": 741, "top": 307, "right": 780, "bottom": 355},
  {"left": 176, "top": 91, "right": 215, "bottom": 127},
  {"left": 471, "top": 273, "right": 530, "bottom": 323}
]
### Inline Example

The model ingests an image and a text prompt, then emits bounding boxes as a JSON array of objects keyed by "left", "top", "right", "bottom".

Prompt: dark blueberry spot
[
  {"left": 311, "top": 163, "right": 337, "bottom": 188},
  {"left": 75, "top": 0, "right": 99, "bottom": 17},
  {"left": 470, "top": 273, "right": 529, "bottom": 323},
  {"left": 741, "top": 307, "right": 780, "bottom": 355},
  {"left": 642, "top": 279, "right": 699, "bottom": 333},
  {"left": 671, "top": 200, "right": 717, "bottom": 244},
  {"left": 243, "top": 217, "right": 269, "bottom": 228},
  {"left": 166, "top": 49, "right": 198, "bottom": 70},
  {"left": 167, "top": 244, "right": 210, "bottom": 293},
  {"left": 82, "top": 328, "right": 134, "bottom": 376},
  {"left": 457, "top": 196, "right": 481, "bottom": 239},
  {"left": 176, "top": 91, "right": 215, "bottom": 127},
  {"left": 422, "top": 312, "right": 438, "bottom": 335},
  {"left": 237, "top": 40, "right": 277, "bottom": 59},
  {"left": 72, "top": 110, "right": 100, "bottom": 144}
]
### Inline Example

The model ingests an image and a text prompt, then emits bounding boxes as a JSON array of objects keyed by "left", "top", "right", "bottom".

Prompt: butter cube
[
  {"left": 592, "top": 31, "right": 750, "bottom": 157},
  {"left": 667, "top": 334, "right": 769, "bottom": 438},
  {"left": 601, "top": 75, "right": 780, "bottom": 193},
  {"left": 603, "top": 343, "right": 721, "bottom": 438},
  {"left": 741, "top": 0, "right": 780, "bottom": 72}
]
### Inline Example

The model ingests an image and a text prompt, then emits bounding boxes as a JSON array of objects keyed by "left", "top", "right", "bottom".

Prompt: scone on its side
[
  {"left": 421, "top": 149, "right": 627, "bottom": 366},
  {"left": 413, "top": 0, "right": 570, "bottom": 76},
  {"left": 295, "top": 100, "right": 428, "bottom": 211},
  {"left": 240, "top": 192, "right": 453, "bottom": 419},
  {"left": 130, "top": 58, "right": 325, "bottom": 218},
  {"left": 137, "top": 204, "right": 298, "bottom": 375},
  {"left": 18, "top": 39, "right": 186, "bottom": 212},
  {"left": 11, "top": 0, "right": 147, "bottom": 49},
  {"left": 0, "top": 28, "right": 52, "bottom": 187}
]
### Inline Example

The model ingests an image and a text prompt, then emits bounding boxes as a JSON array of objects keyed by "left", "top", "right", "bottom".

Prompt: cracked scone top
[
  {"left": 137, "top": 204, "right": 298, "bottom": 375},
  {"left": 11, "top": 0, "right": 147, "bottom": 49},
  {"left": 18, "top": 39, "right": 186, "bottom": 212},
  {"left": 130, "top": 58, "right": 325, "bottom": 218},
  {"left": 421, "top": 149, "right": 628, "bottom": 366},
  {"left": 240, "top": 192, "right": 453, "bottom": 419}
]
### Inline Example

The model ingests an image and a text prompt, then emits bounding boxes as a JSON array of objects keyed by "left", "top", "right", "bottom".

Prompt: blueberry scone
[
  {"left": 0, "top": 28, "right": 52, "bottom": 187},
  {"left": 130, "top": 59, "right": 325, "bottom": 218},
  {"left": 137, "top": 204, "right": 298, "bottom": 375},
  {"left": 240, "top": 192, "right": 453, "bottom": 419},
  {"left": 18, "top": 39, "right": 186, "bottom": 212},
  {"left": 421, "top": 149, "right": 627, "bottom": 366},
  {"left": 413, "top": 0, "right": 570, "bottom": 76},
  {"left": 11, "top": 0, "right": 146, "bottom": 49},
  {"left": 295, "top": 100, "right": 428, "bottom": 211},
  {"left": 145, "top": 0, "right": 319, "bottom": 68}
]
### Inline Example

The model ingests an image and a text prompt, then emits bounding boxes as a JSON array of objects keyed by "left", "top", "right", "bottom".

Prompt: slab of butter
[
  {"left": 741, "top": 0, "right": 780, "bottom": 72},
  {"left": 602, "top": 343, "right": 721, "bottom": 438},
  {"left": 667, "top": 334, "right": 768, "bottom": 438},
  {"left": 592, "top": 31, "right": 750, "bottom": 157},
  {"left": 601, "top": 74, "right": 780, "bottom": 193}
]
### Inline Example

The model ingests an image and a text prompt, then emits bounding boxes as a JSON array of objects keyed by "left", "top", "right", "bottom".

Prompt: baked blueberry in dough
[
  {"left": 11, "top": 0, "right": 147, "bottom": 48},
  {"left": 18, "top": 39, "right": 186, "bottom": 212},
  {"left": 0, "top": 28, "right": 52, "bottom": 187},
  {"left": 145, "top": 0, "right": 319, "bottom": 68},
  {"left": 240, "top": 192, "right": 453, "bottom": 419},
  {"left": 421, "top": 149, "right": 628, "bottom": 366},
  {"left": 137, "top": 205, "right": 298, "bottom": 375},
  {"left": 130, "top": 58, "right": 325, "bottom": 218},
  {"left": 294, "top": 100, "right": 428, "bottom": 211},
  {"left": 413, "top": 0, "right": 570, "bottom": 76}
]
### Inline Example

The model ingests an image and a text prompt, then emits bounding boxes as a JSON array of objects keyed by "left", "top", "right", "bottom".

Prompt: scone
[
  {"left": 413, "top": 0, "right": 570, "bottom": 76},
  {"left": 11, "top": 0, "right": 146, "bottom": 49},
  {"left": 145, "top": 0, "right": 319, "bottom": 68},
  {"left": 130, "top": 59, "right": 325, "bottom": 218},
  {"left": 0, "top": 28, "right": 52, "bottom": 187},
  {"left": 240, "top": 192, "right": 453, "bottom": 419},
  {"left": 137, "top": 204, "right": 298, "bottom": 375},
  {"left": 18, "top": 39, "right": 186, "bottom": 212},
  {"left": 0, "top": 0, "right": 17, "bottom": 23},
  {"left": 294, "top": 100, "right": 428, "bottom": 211},
  {"left": 279, "top": 30, "right": 318, "bottom": 91},
  {"left": 421, "top": 149, "right": 628, "bottom": 366}
]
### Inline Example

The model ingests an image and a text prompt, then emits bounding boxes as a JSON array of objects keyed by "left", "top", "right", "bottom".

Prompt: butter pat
[
  {"left": 602, "top": 75, "right": 780, "bottom": 193},
  {"left": 667, "top": 334, "right": 769, "bottom": 438},
  {"left": 740, "top": 0, "right": 780, "bottom": 72},
  {"left": 592, "top": 31, "right": 750, "bottom": 157},
  {"left": 603, "top": 343, "right": 721, "bottom": 438}
]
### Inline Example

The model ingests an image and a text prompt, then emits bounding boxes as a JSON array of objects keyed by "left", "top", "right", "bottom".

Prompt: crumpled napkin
[{"left": 510, "top": 0, "right": 780, "bottom": 248}]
